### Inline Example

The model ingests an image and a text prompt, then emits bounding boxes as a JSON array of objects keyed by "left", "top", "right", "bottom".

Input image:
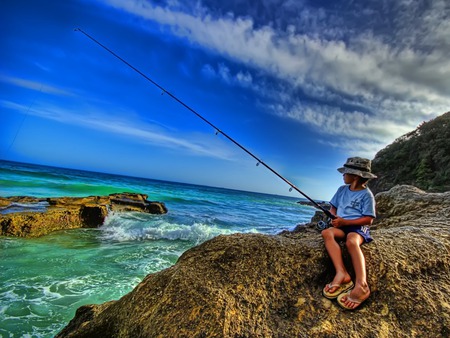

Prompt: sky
[{"left": 1, "top": 0, "right": 449, "bottom": 200}]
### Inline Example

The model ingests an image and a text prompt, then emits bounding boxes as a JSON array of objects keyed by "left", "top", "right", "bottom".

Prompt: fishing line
[{"left": 75, "top": 28, "right": 335, "bottom": 219}]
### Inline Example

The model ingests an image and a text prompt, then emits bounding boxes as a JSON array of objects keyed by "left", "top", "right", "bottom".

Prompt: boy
[{"left": 321, "top": 157, "right": 377, "bottom": 310}]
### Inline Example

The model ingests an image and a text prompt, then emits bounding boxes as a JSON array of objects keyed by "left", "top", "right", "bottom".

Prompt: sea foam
[{"left": 100, "top": 212, "right": 234, "bottom": 244}]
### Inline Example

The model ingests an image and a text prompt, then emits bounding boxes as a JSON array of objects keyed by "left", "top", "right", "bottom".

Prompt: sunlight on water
[{"left": 0, "top": 160, "right": 317, "bottom": 337}]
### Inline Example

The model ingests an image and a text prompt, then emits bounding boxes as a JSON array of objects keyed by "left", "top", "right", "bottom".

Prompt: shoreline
[{"left": 0, "top": 193, "right": 167, "bottom": 237}]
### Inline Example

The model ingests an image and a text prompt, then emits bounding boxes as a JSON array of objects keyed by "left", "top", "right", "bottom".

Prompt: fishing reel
[{"left": 316, "top": 220, "right": 330, "bottom": 231}]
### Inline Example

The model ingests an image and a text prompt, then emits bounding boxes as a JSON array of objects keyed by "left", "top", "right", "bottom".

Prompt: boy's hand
[
  {"left": 331, "top": 217, "right": 346, "bottom": 228},
  {"left": 331, "top": 216, "right": 374, "bottom": 228}
]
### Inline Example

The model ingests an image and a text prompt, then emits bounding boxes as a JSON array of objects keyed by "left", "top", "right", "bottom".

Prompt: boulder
[
  {"left": 0, "top": 193, "right": 167, "bottom": 237},
  {"left": 56, "top": 185, "right": 450, "bottom": 337}
]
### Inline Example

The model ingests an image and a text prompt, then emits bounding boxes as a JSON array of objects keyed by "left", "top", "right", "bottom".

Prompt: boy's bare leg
[
  {"left": 322, "top": 228, "right": 352, "bottom": 292},
  {"left": 340, "top": 233, "right": 371, "bottom": 308}
]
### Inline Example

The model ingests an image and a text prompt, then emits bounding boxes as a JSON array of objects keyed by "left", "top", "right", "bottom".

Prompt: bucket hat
[{"left": 337, "top": 157, "right": 377, "bottom": 179}]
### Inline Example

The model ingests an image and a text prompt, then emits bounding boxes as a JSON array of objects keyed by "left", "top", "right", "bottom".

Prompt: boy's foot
[
  {"left": 322, "top": 280, "right": 354, "bottom": 299},
  {"left": 322, "top": 273, "right": 352, "bottom": 297},
  {"left": 337, "top": 286, "right": 370, "bottom": 310}
]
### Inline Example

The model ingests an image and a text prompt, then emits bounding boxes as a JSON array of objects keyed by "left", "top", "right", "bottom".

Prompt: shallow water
[{"left": 0, "top": 160, "right": 316, "bottom": 337}]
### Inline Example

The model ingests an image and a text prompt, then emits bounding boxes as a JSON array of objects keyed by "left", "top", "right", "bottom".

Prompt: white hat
[{"left": 337, "top": 157, "right": 377, "bottom": 179}]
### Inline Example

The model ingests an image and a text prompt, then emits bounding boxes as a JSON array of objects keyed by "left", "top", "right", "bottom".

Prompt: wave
[
  {"left": 0, "top": 274, "right": 138, "bottom": 337},
  {"left": 0, "top": 165, "right": 70, "bottom": 179},
  {"left": 0, "top": 201, "right": 49, "bottom": 214},
  {"left": 100, "top": 212, "right": 235, "bottom": 244},
  {"left": 0, "top": 178, "right": 134, "bottom": 197},
  {"left": 158, "top": 195, "right": 222, "bottom": 207},
  {"left": 0, "top": 179, "right": 51, "bottom": 188}
]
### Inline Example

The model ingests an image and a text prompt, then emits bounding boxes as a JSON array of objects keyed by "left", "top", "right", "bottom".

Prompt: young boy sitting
[{"left": 321, "top": 157, "right": 377, "bottom": 310}]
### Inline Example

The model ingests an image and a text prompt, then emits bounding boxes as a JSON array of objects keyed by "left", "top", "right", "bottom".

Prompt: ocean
[{"left": 0, "top": 160, "right": 316, "bottom": 337}]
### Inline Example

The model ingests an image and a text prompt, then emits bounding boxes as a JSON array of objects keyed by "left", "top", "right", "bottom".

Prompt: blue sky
[{"left": 1, "top": 0, "right": 449, "bottom": 200}]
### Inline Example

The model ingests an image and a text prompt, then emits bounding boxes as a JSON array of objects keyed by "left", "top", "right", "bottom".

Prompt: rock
[
  {"left": 56, "top": 185, "right": 450, "bottom": 337},
  {"left": 374, "top": 185, "right": 450, "bottom": 228},
  {"left": 0, "top": 193, "right": 167, "bottom": 237}
]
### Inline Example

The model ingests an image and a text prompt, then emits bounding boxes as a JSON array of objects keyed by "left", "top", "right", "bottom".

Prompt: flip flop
[
  {"left": 322, "top": 280, "right": 354, "bottom": 299},
  {"left": 337, "top": 290, "right": 369, "bottom": 310}
]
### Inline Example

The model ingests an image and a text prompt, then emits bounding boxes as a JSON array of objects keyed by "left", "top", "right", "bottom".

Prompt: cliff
[
  {"left": 369, "top": 111, "right": 450, "bottom": 195},
  {"left": 0, "top": 193, "right": 167, "bottom": 237},
  {"left": 57, "top": 185, "right": 450, "bottom": 338}
]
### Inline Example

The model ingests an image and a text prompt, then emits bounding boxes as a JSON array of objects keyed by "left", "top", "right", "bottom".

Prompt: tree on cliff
[{"left": 369, "top": 111, "right": 450, "bottom": 194}]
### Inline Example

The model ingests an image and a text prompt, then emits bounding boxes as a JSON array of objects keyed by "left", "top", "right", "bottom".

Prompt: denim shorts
[{"left": 341, "top": 225, "right": 373, "bottom": 243}]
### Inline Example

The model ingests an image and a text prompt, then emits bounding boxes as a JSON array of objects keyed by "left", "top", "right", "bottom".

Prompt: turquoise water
[{"left": 0, "top": 160, "right": 316, "bottom": 337}]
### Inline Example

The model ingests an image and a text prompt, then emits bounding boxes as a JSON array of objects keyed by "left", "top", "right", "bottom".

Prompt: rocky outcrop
[
  {"left": 0, "top": 193, "right": 167, "bottom": 237},
  {"left": 57, "top": 185, "right": 450, "bottom": 338}
]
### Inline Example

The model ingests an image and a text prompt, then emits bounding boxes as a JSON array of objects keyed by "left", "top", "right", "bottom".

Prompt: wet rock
[
  {"left": 56, "top": 185, "right": 450, "bottom": 338},
  {"left": 0, "top": 193, "right": 167, "bottom": 237}
]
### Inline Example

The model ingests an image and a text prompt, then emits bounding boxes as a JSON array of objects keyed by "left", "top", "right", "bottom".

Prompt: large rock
[
  {"left": 56, "top": 185, "right": 450, "bottom": 337},
  {"left": 0, "top": 193, "right": 167, "bottom": 237}
]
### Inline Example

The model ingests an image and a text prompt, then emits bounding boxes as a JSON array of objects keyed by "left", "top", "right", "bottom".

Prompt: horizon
[
  {"left": 1, "top": 158, "right": 322, "bottom": 202},
  {"left": 2, "top": 0, "right": 449, "bottom": 201}
]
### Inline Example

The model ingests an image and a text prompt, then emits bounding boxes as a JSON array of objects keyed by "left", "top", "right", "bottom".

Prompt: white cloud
[
  {"left": 217, "top": 63, "right": 231, "bottom": 83},
  {"left": 201, "top": 63, "right": 253, "bottom": 88},
  {"left": 236, "top": 70, "right": 253, "bottom": 87},
  {"left": 100, "top": 0, "right": 450, "bottom": 156}
]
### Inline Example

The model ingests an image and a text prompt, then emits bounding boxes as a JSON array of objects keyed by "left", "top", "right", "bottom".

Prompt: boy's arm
[
  {"left": 330, "top": 206, "right": 337, "bottom": 216},
  {"left": 331, "top": 215, "right": 374, "bottom": 228}
]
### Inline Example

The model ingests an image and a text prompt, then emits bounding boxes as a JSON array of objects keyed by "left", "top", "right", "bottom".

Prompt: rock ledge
[
  {"left": 56, "top": 185, "right": 450, "bottom": 338},
  {"left": 0, "top": 193, "right": 167, "bottom": 237}
]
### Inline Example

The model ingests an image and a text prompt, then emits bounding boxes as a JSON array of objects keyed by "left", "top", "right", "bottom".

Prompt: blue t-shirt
[{"left": 330, "top": 185, "right": 376, "bottom": 220}]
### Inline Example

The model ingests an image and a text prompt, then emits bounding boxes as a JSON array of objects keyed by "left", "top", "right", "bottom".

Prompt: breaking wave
[{"left": 100, "top": 212, "right": 242, "bottom": 244}]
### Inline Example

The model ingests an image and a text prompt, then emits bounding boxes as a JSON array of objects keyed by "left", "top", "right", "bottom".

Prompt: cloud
[
  {"left": 100, "top": 0, "right": 450, "bottom": 155},
  {"left": 0, "top": 75, "right": 74, "bottom": 97},
  {"left": 277, "top": 102, "right": 412, "bottom": 154},
  {"left": 201, "top": 63, "right": 253, "bottom": 87},
  {"left": 0, "top": 99, "right": 237, "bottom": 161}
]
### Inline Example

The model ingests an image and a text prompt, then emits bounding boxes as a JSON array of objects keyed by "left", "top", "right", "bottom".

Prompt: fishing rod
[{"left": 74, "top": 28, "right": 335, "bottom": 220}]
